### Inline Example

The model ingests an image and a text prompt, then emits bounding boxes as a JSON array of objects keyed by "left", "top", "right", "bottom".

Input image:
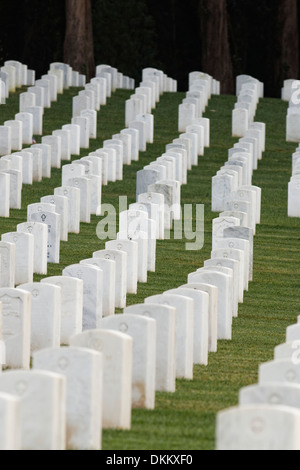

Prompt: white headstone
[
  {"left": 124, "top": 303, "right": 176, "bottom": 393},
  {"left": 62, "top": 264, "right": 103, "bottom": 330},
  {"left": 145, "top": 293, "right": 194, "bottom": 380},
  {"left": 216, "top": 404, "right": 300, "bottom": 450},
  {"left": 99, "top": 314, "right": 156, "bottom": 409},
  {"left": 40, "top": 195, "right": 69, "bottom": 242},
  {"left": 80, "top": 258, "right": 115, "bottom": 317},
  {"left": 93, "top": 250, "right": 127, "bottom": 309},
  {"left": 0, "top": 370, "right": 66, "bottom": 450},
  {"left": 54, "top": 186, "right": 81, "bottom": 234},
  {"left": 0, "top": 287, "right": 31, "bottom": 369},
  {"left": 41, "top": 276, "right": 83, "bottom": 345},
  {"left": 20, "top": 282, "right": 61, "bottom": 352},
  {"left": 29, "top": 211, "right": 61, "bottom": 264},
  {"left": 70, "top": 329, "right": 132, "bottom": 430},
  {"left": 42, "top": 135, "right": 61, "bottom": 169},
  {"left": 1, "top": 233, "right": 34, "bottom": 285},
  {"left": 0, "top": 392, "right": 20, "bottom": 450},
  {"left": 33, "top": 346, "right": 103, "bottom": 450},
  {"left": 0, "top": 242, "right": 15, "bottom": 288},
  {"left": 17, "top": 222, "right": 48, "bottom": 275},
  {"left": 105, "top": 239, "right": 138, "bottom": 295}
]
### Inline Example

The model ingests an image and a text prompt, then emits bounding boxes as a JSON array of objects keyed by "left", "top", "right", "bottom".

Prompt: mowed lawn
[{"left": 0, "top": 84, "right": 300, "bottom": 451}]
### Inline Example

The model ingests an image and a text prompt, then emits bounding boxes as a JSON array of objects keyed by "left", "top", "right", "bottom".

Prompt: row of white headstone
[
  {"left": 0, "top": 62, "right": 86, "bottom": 216},
  {"left": 215, "top": 79, "right": 300, "bottom": 451},
  {"left": 209, "top": 76, "right": 264, "bottom": 346},
  {"left": 284, "top": 80, "right": 300, "bottom": 217},
  {"left": 216, "top": 314, "right": 300, "bottom": 449},
  {"left": 0, "top": 69, "right": 192, "bottom": 450},
  {"left": 285, "top": 79, "right": 300, "bottom": 143},
  {"left": 0, "top": 65, "right": 177, "bottom": 299},
  {"left": 178, "top": 71, "right": 220, "bottom": 133},
  {"left": 213, "top": 76, "right": 265, "bottom": 215},
  {"left": 135, "top": 71, "right": 218, "bottom": 228},
  {"left": 0, "top": 60, "right": 36, "bottom": 104},
  {"left": 232, "top": 75, "right": 264, "bottom": 138},
  {"left": 0, "top": 69, "right": 217, "bottom": 449}
]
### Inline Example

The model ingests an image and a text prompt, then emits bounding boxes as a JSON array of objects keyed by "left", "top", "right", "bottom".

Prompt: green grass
[{"left": 1, "top": 86, "right": 300, "bottom": 450}]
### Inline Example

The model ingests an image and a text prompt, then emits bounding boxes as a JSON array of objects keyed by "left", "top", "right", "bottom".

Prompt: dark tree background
[{"left": 0, "top": 0, "right": 299, "bottom": 97}]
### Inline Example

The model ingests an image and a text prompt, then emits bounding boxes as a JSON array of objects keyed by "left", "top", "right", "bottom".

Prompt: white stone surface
[
  {"left": 93, "top": 249, "right": 127, "bottom": 309},
  {"left": 53, "top": 129, "right": 71, "bottom": 162},
  {"left": 124, "top": 303, "right": 176, "bottom": 393},
  {"left": 117, "top": 231, "right": 148, "bottom": 284},
  {"left": 17, "top": 222, "right": 48, "bottom": 275},
  {"left": 211, "top": 174, "right": 235, "bottom": 213},
  {"left": 41, "top": 195, "right": 69, "bottom": 242},
  {"left": 0, "top": 172, "right": 10, "bottom": 217},
  {"left": 212, "top": 216, "right": 241, "bottom": 250},
  {"left": 145, "top": 293, "right": 194, "bottom": 380},
  {"left": 3, "top": 169, "right": 22, "bottom": 210},
  {"left": 80, "top": 258, "right": 115, "bottom": 317},
  {"left": 33, "top": 346, "right": 103, "bottom": 450},
  {"left": 0, "top": 126, "right": 11, "bottom": 156},
  {"left": 41, "top": 135, "right": 61, "bottom": 169},
  {"left": 204, "top": 258, "right": 239, "bottom": 318},
  {"left": 1, "top": 232, "right": 34, "bottom": 285},
  {"left": 103, "top": 141, "right": 123, "bottom": 181},
  {"left": 0, "top": 287, "right": 31, "bottom": 369},
  {"left": 66, "top": 177, "right": 91, "bottom": 224},
  {"left": 70, "top": 329, "right": 132, "bottom": 430},
  {"left": 62, "top": 124, "right": 80, "bottom": 156},
  {"left": 99, "top": 314, "right": 156, "bottom": 409},
  {"left": 15, "top": 113, "right": 33, "bottom": 145},
  {"left": 54, "top": 186, "right": 81, "bottom": 234},
  {"left": 259, "top": 358, "right": 300, "bottom": 385},
  {"left": 20, "top": 282, "right": 61, "bottom": 352},
  {"left": 240, "top": 382, "right": 300, "bottom": 411},
  {"left": 0, "top": 370, "right": 66, "bottom": 450},
  {"left": 0, "top": 241, "right": 15, "bottom": 288},
  {"left": 188, "top": 270, "right": 232, "bottom": 341},
  {"left": 106, "top": 239, "right": 138, "bottom": 295},
  {"left": 0, "top": 392, "right": 20, "bottom": 450},
  {"left": 4, "top": 120, "right": 22, "bottom": 151},
  {"left": 211, "top": 247, "right": 245, "bottom": 301},
  {"left": 216, "top": 404, "right": 300, "bottom": 450},
  {"left": 31, "top": 144, "right": 51, "bottom": 178},
  {"left": 215, "top": 236, "right": 251, "bottom": 289},
  {"left": 232, "top": 108, "right": 249, "bottom": 137},
  {"left": 178, "top": 102, "right": 196, "bottom": 132},
  {"left": 63, "top": 264, "right": 103, "bottom": 331},
  {"left": 41, "top": 276, "right": 83, "bottom": 345},
  {"left": 29, "top": 211, "right": 61, "bottom": 264}
]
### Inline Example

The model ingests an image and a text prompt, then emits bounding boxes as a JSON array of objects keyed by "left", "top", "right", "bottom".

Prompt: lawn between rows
[{"left": 0, "top": 86, "right": 300, "bottom": 451}]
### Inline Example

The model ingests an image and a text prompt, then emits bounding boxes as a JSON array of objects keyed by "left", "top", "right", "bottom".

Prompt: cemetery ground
[{"left": 1, "top": 87, "right": 300, "bottom": 451}]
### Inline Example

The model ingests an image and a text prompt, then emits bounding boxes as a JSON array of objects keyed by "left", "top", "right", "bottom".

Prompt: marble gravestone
[
  {"left": 33, "top": 347, "right": 103, "bottom": 451},
  {"left": 70, "top": 329, "right": 133, "bottom": 431},
  {"left": 99, "top": 314, "right": 156, "bottom": 410},
  {"left": 63, "top": 264, "right": 103, "bottom": 331}
]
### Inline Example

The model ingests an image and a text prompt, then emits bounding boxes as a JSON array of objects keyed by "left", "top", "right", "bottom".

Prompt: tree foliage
[{"left": 0, "top": 0, "right": 299, "bottom": 96}]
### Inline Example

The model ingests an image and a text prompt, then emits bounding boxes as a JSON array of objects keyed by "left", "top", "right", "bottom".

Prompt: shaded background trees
[{"left": 0, "top": 0, "right": 299, "bottom": 97}]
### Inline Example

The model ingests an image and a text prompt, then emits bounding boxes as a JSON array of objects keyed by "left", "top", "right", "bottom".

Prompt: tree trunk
[
  {"left": 64, "top": 0, "right": 95, "bottom": 81},
  {"left": 199, "top": 0, "right": 234, "bottom": 94},
  {"left": 269, "top": 0, "right": 299, "bottom": 97}
]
